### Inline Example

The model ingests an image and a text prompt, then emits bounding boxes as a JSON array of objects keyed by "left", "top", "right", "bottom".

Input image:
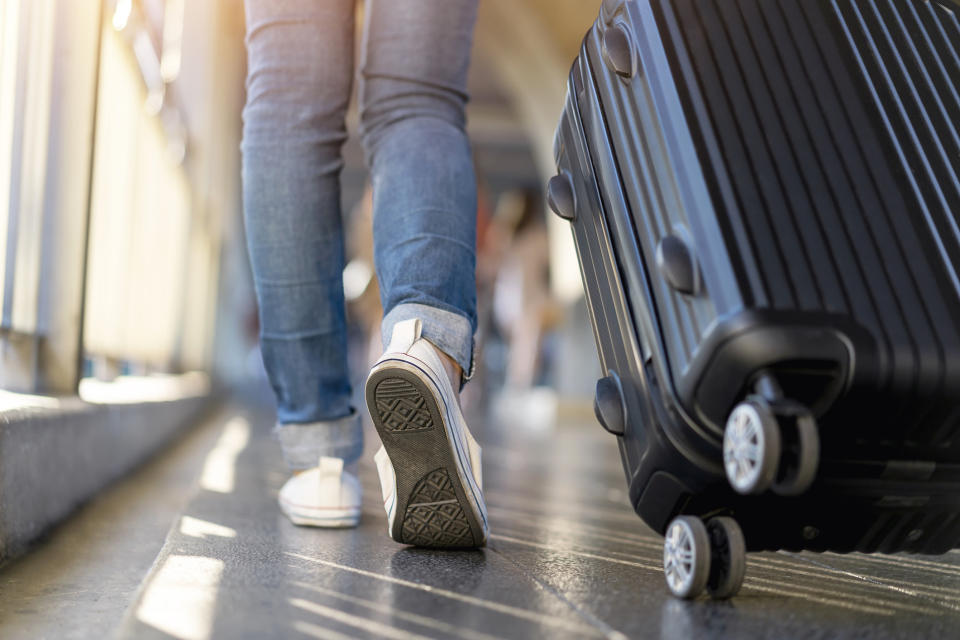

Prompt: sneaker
[
  {"left": 278, "top": 457, "right": 362, "bottom": 528},
  {"left": 367, "top": 318, "right": 488, "bottom": 548}
]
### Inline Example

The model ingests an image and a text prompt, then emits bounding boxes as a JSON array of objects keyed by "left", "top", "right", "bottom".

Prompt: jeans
[{"left": 241, "top": 0, "right": 479, "bottom": 469}]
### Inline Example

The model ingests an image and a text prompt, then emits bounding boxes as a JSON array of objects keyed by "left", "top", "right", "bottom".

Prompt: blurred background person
[{"left": 488, "top": 189, "right": 560, "bottom": 390}]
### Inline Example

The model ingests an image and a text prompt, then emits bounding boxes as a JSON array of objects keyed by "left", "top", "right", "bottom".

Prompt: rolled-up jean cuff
[
  {"left": 381, "top": 302, "right": 474, "bottom": 377},
  {"left": 275, "top": 412, "right": 364, "bottom": 470}
]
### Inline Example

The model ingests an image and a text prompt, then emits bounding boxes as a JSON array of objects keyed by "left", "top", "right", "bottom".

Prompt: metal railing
[
  {"left": 0, "top": 0, "right": 246, "bottom": 394},
  {"left": 0, "top": 0, "right": 102, "bottom": 393}
]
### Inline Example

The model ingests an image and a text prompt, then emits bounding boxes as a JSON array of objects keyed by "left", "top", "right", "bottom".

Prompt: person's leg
[
  {"left": 359, "top": 0, "right": 479, "bottom": 379},
  {"left": 241, "top": 0, "right": 362, "bottom": 470},
  {"left": 360, "top": 0, "right": 487, "bottom": 549}
]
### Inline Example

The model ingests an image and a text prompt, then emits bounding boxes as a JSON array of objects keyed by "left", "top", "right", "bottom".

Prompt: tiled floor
[{"left": 3, "top": 394, "right": 960, "bottom": 639}]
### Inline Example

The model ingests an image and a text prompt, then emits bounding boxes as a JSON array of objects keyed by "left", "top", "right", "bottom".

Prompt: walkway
[{"left": 2, "top": 393, "right": 959, "bottom": 639}]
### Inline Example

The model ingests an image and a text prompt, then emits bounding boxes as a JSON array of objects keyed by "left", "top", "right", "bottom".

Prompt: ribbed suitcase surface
[
  {"left": 578, "top": 0, "right": 960, "bottom": 449},
  {"left": 647, "top": 0, "right": 960, "bottom": 449},
  {"left": 552, "top": 0, "right": 960, "bottom": 557}
]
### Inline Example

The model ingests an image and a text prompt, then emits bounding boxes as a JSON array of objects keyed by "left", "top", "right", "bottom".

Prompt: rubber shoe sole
[
  {"left": 279, "top": 500, "right": 361, "bottom": 528},
  {"left": 366, "top": 366, "right": 485, "bottom": 548}
]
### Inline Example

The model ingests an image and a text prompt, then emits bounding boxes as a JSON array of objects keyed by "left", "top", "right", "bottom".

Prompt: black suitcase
[{"left": 548, "top": 0, "right": 960, "bottom": 599}]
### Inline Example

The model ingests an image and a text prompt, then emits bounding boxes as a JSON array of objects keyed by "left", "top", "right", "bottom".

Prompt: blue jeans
[{"left": 241, "top": 0, "right": 479, "bottom": 468}]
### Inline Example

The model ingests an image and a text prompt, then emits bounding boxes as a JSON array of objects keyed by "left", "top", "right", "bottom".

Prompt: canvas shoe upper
[{"left": 278, "top": 456, "right": 362, "bottom": 528}]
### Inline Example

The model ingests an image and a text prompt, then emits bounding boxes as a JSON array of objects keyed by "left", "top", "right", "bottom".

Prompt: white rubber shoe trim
[{"left": 375, "top": 445, "right": 398, "bottom": 532}]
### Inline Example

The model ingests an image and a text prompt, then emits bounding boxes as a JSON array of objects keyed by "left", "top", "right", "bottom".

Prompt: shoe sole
[
  {"left": 285, "top": 513, "right": 361, "bottom": 528},
  {"left": 280, "top": 502, "right": 361, "bottom": 528},
  {"left": 366, "top": 365, "right": 485, "bottom": 549}
]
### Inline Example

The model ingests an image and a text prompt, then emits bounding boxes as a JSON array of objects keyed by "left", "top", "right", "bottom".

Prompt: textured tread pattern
[
  {"left": 375, "top": 378, "right": 435, "bottom": 433},
  {"left": 400, "top": 469, "right": 473, "bottom": 547}
]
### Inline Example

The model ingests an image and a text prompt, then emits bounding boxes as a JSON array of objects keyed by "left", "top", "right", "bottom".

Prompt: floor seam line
[{"left": 486, "top": 544, "right": 629, "bottom": 640}]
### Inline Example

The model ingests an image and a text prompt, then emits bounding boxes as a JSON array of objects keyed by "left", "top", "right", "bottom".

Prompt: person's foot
[
  {"left": 367, "top": 318, "right": 488, "bottom": 548},
  {"left": 278, "top": 457, "right": 362, "bottom": 527}
]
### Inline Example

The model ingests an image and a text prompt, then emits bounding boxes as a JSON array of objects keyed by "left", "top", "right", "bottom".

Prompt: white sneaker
[
  {"left": 367, "top": 318, "right": 488, "bottom": 548},
  {"left": 278, "top": 457, "right": 362, "bottom": 528}
]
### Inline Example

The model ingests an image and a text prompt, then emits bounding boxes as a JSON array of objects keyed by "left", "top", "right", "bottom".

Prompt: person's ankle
[
  {"left": 429, "top": 341, "right": 462, "bottom": 394},
  {"left": 290, "top": 458, "right": 358, "bottom": 477}
]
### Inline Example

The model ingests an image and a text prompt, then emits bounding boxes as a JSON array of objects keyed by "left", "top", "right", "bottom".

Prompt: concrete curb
[{"left": 0, "top": 393, "right": 214, "bottom": 563}]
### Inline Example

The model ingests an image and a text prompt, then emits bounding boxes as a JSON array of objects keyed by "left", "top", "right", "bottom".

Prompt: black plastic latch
[
  {"left": 594, "top": 372, "right": 627, "bottom": 437},
  {"left": 602, "top": 23, "right": 637, "bottom": 79},
  {"left": 656, "top": 234, "right": 700, "bottom": 296},
  {"left": 547, "top": 172, "right": 576, "bottom": 221}
]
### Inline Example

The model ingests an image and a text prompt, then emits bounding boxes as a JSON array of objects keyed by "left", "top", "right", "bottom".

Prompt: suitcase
[{"left": 548, "top": 0, "right": 960, "bottom": 599}]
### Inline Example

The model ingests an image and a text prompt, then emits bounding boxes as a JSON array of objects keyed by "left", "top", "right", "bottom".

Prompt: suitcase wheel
[
  {"left": 705, "top": 517, "right": 746, "bottom": 600},
  {"left": 663, "top": 516, "right": 746, "bottom": 600},
  {"left": 722, "top": 398, "right": 820, "bottom": 496},
  {"left": 771, "top": 410, "right": 820, "bottom": 496},
  {"left": 723, "top": 400, "right": 782, "bottom": 494},
  {"left": 663, "top": 516, "right": 710, "bottom": 599}
]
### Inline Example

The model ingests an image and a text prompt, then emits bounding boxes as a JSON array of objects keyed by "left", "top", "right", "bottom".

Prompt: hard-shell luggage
[{"left": 548, "top": 0, "right": 960, "bottom": 598}]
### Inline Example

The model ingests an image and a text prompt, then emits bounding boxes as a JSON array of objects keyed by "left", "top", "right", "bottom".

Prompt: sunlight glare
[
  {"left": 179, "top": 516, "right": 237, "bottom": 540},
  {"left": 136, "top": 555, "right": 224, "bottom": 640},
  {"left": 199, "top": 416, "right": 251, "bottom": 494}
]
